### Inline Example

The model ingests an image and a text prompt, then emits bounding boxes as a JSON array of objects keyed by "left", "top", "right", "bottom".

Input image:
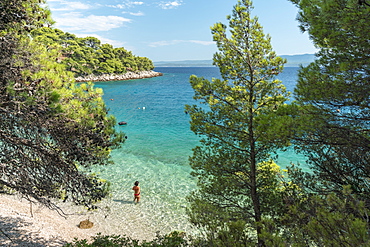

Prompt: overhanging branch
[{"left": 359, "top": 0, "right": 370, "bottom": 7}]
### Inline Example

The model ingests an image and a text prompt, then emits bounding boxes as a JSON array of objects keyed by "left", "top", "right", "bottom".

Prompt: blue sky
[{"left": 46, "top": 0, "right": 317, "bottom": 62}]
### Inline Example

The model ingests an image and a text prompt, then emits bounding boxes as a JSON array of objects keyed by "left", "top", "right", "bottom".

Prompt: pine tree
[
  {"left": 289, "top": 0, "right": 370, "bottom": 205},
  {"left": 185, "top": 0, "right": 291, "bottom": 245}
]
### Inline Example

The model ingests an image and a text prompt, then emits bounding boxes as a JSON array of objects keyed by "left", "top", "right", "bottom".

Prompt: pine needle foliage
[
  {"left": 185, "top": 0, "right": 291, "bottom": 245},
  {"left": 0, "top": 0, "right": 125, "bottom": 210}
]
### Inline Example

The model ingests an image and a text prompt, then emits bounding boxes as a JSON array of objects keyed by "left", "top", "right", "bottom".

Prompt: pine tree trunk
[
  {"left": 249, "top": 87, "right": 264, "bottom": 247},
  {"left": 251, "top": 155, "right": 264, "bottom": 246}
]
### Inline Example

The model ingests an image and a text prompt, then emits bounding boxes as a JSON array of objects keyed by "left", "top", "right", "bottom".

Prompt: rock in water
[{"left": 78, "top": 219, "right": 94, "bottom": 229}]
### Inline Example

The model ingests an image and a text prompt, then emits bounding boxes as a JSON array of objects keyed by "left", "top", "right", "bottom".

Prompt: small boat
[{"left": 118, "top": 121, "right": 127, "bottom": 125}]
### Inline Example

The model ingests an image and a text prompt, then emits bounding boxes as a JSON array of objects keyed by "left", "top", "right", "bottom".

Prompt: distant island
[{"left": 154, "top": 54, "right": 316, "bottom": 67}]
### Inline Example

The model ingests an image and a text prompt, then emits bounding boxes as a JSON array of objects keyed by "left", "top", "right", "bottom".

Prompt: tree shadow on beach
[
  {"left": 113, "top": 199, "right": 134, "bottom": 204},
  {"left": 0, "top": 215, "right": 66, "bottom": 247}
]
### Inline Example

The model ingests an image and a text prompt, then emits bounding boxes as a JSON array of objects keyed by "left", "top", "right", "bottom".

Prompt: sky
[{"left": 46, "top": 0, "right": 317, "bottom": 62}]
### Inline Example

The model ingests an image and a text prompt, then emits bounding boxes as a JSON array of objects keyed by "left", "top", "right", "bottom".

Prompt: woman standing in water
[{"left": 132, "top": 181, "right": 140, "bottom": 203}]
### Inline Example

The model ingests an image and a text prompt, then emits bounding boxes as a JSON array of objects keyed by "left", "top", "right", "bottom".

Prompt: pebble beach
[
  {"left": 0, "top": 194, "right": 155, "bottom": 246},
  {"left": 75, "top": 71, "right": 163, "bottom": 82}
]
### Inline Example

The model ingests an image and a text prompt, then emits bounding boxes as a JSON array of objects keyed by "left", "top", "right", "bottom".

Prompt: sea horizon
[{"left": 153, "top": 53, "right": 315, "bottom": 68}]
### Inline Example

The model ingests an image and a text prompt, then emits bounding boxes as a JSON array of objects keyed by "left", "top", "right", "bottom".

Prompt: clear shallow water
[{"left": 90, "top": 67, "right": 308, "bottom": 238}]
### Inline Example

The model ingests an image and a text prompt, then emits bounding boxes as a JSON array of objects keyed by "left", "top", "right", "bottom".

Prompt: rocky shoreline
[{"left": 75, "top": 70, "right": 163, "bottom": 82}]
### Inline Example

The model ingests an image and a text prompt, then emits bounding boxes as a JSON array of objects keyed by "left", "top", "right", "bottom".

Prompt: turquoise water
[{"left": 90, "top": 67, "right": 307, "bottom": 239}]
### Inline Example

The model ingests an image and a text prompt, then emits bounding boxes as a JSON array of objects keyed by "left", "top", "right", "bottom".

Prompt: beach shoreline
[
  {"left": 75, "top": 70, "right": 163, "bottom": 83},
  {"left": 0, "top": 193, "right": 157, "bottom": 246}
]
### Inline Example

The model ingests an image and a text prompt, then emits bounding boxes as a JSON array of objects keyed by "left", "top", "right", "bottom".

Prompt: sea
[{"left": 88, "top": 66, "right": 308, "bottom": 240}]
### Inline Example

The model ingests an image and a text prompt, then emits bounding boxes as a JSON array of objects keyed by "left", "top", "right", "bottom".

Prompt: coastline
[
  {"left": 0, "top": 193, "right": 157, "bottom": 246},
  {"left": 75, "top": 70, "right": 163, "bottom": 83}
]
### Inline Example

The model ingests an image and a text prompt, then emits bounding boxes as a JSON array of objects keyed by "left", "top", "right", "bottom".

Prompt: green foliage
[
  {"left": 63, "top": 232, "right": 189, "bottom": 247},
  {"left": 63, "top": 234, "right": 140, "bottom": 247},
  {"left": 185, "top": 0, "right": 291, "bottom": 245},
  {"left": 0, "top": 0, "right": 54, "bottom": 34},
  {"left": 28, "top": 40, "right": 125, "bottom": 164},
  {"left": 256, "top": 160, "right": 286, "bottom": 217},
  {"left": 31, "top": 27, "right": 154, "bottom": 76},
  {"left": 289, "top": 0, "right": 370, "bottom": 205},
  {"left": 0, "top": 0, "right": 125, "bottom": 210},
  {"left": 186, "top": 1, "right": 370, "bottom": 245},
  {"left": 280, "top": 186, "right": 370, "bottom": 246},
  {"left": 208, "top": 220, "right": 254, "bottom": 247}
]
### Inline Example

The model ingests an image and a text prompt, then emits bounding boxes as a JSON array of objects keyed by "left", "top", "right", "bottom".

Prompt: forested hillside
[{"left": 31, "top": 27, "right": 154, "bottom": 77}]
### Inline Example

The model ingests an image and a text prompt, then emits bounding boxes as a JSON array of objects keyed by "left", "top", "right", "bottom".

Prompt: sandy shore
[{"left": 0, "top": 193, "right": 152, "bottom": 247}]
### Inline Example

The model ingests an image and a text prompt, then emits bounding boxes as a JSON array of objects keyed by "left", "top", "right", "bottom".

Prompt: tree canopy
[
  {"left": 289, "top": 0, "right": 370, "bottom": 205},
  {"left": 31, "top": 27, "right": 154, "bottom": 77},
  {"left": 271, "top": 0, "right": 370, "bottom": 245},
  {"left": 185, "top": 0, "right": 291, "bottom": 245},
  {"left": 0, "top": 0, "right": 125, "bottom": 210},
  {"left": 184, "top": 0, "right": 370, "bottom": 246}
]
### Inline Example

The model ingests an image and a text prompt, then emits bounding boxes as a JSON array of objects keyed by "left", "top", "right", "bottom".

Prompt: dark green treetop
[{"left": 288, "top": 0, "right": 370, "bottom": 204}]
